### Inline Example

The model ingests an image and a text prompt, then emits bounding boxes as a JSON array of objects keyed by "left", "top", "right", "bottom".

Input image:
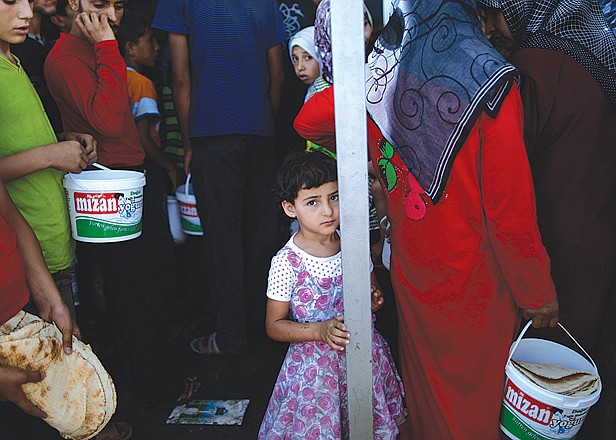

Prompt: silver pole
[{"left": 331, "top": 0, "right": 373, "bottom": 438}]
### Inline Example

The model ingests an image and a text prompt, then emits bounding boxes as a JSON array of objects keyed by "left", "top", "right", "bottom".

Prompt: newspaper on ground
[{"left": 166, "top": 399, "right": 250, "bottom": 425}]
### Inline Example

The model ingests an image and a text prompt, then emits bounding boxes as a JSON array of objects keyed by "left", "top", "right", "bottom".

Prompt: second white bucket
[
  {"left": 175, "top": 173, "right": 203, "bottom": 236},
  {"left": 500, "top": 322, "right": 601, "bottom": 440},
  {"left": 166, "top": 195, "right": 187, "bottom": 245}
]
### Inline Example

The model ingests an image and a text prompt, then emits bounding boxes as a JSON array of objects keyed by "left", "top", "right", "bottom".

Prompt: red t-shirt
[
  {"left": 45, "top": 34, "right": 144, "bottom": 168},
  {"left": 0, "top": 214, "right": 29, "bottom": 325}
]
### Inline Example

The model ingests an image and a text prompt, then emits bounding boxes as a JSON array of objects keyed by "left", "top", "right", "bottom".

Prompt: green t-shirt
[{"left": 0, "top": 55, "right": 74, "bottom": 272}]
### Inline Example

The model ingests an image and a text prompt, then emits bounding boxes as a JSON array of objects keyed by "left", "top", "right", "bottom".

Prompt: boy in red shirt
[
  {"left": 0, "top": 179, "right": 78, "bottom": 418},
  {"left": 45, "top": 0, "right": 196, "bottom": 408}
]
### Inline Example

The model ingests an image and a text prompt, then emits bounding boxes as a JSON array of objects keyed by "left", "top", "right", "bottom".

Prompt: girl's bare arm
[{"left": 265, "top": 299, "right": 350, "bottom": 351}]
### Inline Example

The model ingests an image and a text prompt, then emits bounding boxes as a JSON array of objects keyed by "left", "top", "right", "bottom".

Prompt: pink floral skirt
[{"left": 258, "top": 326, "right": 405, "bottom": 440}]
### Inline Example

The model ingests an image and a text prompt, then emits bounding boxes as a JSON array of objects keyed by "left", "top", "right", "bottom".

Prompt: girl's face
[
  {"left": 291, "top": 45, "right": 320, "bottom": 85},
  {"left": 0, "top": 0, "right": 33, "bottom": 55},
  {"left": 282, "top": 181, "right": 339, "bottom": 238}
]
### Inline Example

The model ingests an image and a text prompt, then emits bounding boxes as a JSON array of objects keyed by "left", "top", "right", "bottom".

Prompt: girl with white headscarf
[{"left": 288, "top": 26, "right": 322, "bottom": 102}]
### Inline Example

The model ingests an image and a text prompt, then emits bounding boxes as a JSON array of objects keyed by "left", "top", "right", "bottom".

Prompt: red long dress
[{"left": 295, "top": 86, "right": 557, "bottom": 439}]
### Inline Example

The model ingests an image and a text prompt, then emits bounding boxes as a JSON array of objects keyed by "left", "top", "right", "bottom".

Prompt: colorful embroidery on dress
[{"left": 377, "top": 139, "right": 427, "bottom": 221}]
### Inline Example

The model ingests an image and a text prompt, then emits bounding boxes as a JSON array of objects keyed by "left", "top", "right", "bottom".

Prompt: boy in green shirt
[{"left": 0, "top": 0, "right": 97, "bottom": 318}]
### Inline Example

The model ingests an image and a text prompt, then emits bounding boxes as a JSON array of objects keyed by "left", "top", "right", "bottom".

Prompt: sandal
[
  {"left": 95, "top": 422, "right": 132, "bottom": 440},
  {"left": 175, "top": 376, "right": 202, "bottom": 404},
  {"left": 190, "top": 332, "right": 222, "bottom": 355},
  {"left": 139, "top": 376, "right": 203, "bottom": 413}
]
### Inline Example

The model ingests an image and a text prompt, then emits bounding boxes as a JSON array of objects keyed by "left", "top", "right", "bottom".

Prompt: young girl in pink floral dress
[{"left": 258, "top": 152, "right": 405, "bottom": 439}]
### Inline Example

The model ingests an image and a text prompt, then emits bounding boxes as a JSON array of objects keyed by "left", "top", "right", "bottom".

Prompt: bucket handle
[
  {"left": 185, "top": 173, "right": 192, "bottom": 196},
  {"left": 508, "top": 321, "right": 598, "bottom": 374},
  {"left": 91, "top": 162, "right": 111, "bottom": 171}
]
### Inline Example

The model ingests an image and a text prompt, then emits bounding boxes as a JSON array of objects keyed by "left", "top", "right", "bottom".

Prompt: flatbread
[
  {"left": 512, "top": 359, "right": 600, "bottom": 397},
  {"left": 0, "top": 311, "right": 116, "bottom": 440}
]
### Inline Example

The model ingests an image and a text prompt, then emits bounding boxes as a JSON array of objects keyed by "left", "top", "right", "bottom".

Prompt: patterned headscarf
[
  {"left": 476, "top": 0, "right": 616, "bottom": 106},
  {"left": 315, "top": 0, "right": 373, "bottom": 83},
  {"left": 365, "top": 0, "right": 517, "bottom": 203}
]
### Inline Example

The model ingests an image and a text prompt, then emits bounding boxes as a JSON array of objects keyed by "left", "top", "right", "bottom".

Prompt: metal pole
[{"left": 331, "top": 0, "right": 373, "bottom": 438}]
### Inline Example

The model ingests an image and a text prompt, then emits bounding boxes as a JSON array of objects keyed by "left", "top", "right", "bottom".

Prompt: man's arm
[
  {"left": 168, "top": 32, "right": 192, "bottom": 174},
  {"left": 480, "top": 87, "right": 558, "bottom": 327},
  {"left": 267, "top": 43, "right": 284, "bottom": 119},
  {"left": 0, "top": 182, "right": 80, "bottom": 353}
]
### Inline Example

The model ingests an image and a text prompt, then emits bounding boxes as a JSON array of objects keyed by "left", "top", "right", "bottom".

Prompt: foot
[
  {"left": 190, "top": 332, "right": 222, "bottom": 355},
  {"left": 175, "top": 376, "right": 202, "bottom": 404},
  {"left": 138, "top": 376, "right": 202, "bottom": 412},
  {"left": 95, "top": 422, "right": 132, "bottom": 440}
]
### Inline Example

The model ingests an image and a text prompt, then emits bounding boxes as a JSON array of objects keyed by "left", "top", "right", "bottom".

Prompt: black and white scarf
[{"left": 477, "top": 0, "right": 616, "bottom": 106}]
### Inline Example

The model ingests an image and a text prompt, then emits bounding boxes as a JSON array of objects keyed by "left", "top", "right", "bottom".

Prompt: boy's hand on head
[
  {"left": 76, "top": 12, "right": 116, "bottom": 45},
  {"left": 371, "top": 285, "right": 384, "bottom": 313},
  {"left": 319, "top": 315, "right": 350, "bottom": 351}
]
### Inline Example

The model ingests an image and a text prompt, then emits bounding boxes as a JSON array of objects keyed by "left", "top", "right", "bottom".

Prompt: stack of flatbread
[
  {"left": 512, "top": 359, "right": 600, "bottom": 397},
  {"left": 0, "top": 311, "right": 116, "bottom": 439}
]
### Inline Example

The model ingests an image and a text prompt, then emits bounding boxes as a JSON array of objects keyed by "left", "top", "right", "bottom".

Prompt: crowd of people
[{"left": 0, "top": 0, "right": 614, "bottom": 439}]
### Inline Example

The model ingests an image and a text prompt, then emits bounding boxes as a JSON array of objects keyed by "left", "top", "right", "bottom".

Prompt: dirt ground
[
  {"left": 3, "top": 260, "right": 614, "bottom": 440},
  {"left": 0, "top": 266, "right": 398, "bottom": 440},
  {"left": 0, "top": 330, "right": 287, "bottom": 440}
]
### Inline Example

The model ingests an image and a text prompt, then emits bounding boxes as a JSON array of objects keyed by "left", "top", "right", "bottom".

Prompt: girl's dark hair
[{"left": 275, "top": 152, "right": 337, "bottom": 203}]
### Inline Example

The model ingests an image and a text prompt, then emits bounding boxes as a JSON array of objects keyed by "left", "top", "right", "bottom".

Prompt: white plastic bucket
[
  {"left": 500, "top": 322, "right": 601, "bottom": 440},
  {"left": 175, "top": 173, "right": 203, "bottom": 236},
  {"left": 63, "top": 170, "right": 146, "bottom": 243},
  {"left": 166, "top": 195, "right": 187, "bottom": 245}
]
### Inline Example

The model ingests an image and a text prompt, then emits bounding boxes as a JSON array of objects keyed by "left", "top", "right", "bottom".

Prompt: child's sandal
[
  {"left": 190, "top": 332, "right": 222, "bottom": 355},
  {"left": 175, "top": 376, "right": 202, "bottom": 404}
]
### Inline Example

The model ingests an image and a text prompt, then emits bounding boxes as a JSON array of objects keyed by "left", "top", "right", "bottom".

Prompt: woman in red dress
[{"left": 295, "top": 1, "right": 559, "bottom": 438}]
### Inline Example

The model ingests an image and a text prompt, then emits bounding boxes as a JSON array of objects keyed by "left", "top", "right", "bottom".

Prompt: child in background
[
  {"left": 117, "top": 10, "right": 181, "bottom": 192},
  {"left": 258, "top": 152, "right": 405, "bottom": 439},
  {"left": 302, "top": 1, "right": 385, "bottom": 265},
  {"left": 117, "top": 9, "right": 189, "bottom": 351},
  {"left": 47, "top": 0, "right": 77, "bottom": 41},
  {"left": 303, "top": 1, "right": 373, "bottom": 104},
  {"left": 288, "top": 26, "right": 322, "bottom": 102}
]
